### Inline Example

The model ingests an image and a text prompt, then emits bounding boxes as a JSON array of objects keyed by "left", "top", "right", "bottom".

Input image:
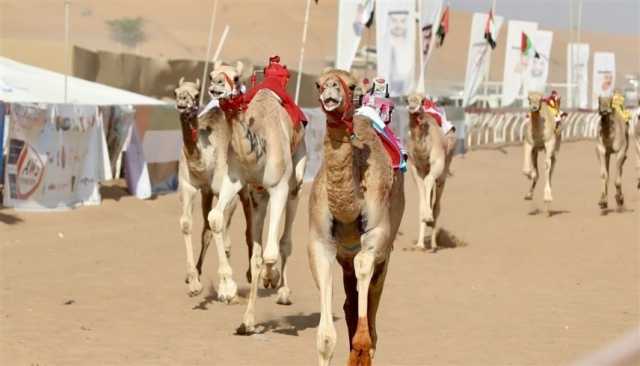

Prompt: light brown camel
[
  {"left": 309, "top": 69, "right": 405, "bottom": 366},
  {"left": 596, "top": 96, "right": 629, "bottom": 210},
  {"left": 522, "top": 91, "right": 562, "bottom": 215},
  {"left": 406, "top": 92, "right": 451, "bottom": 251},
  {"left": 174, "top": 78, "right": 252, "bottom": 298},
  {"left": 207, "top": 61, "right": 307, "bottom": 333}
]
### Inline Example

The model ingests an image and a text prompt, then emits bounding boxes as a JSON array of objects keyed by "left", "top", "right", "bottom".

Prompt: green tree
[{"left": 105, "top": 17, "right": 146, "bottom": 49}]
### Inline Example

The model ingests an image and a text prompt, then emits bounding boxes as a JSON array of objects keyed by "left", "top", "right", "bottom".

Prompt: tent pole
[
  {"left": 64, "top": 0, "right": 70, "bottom": 103},
  {"left": 200, "top": 0, "right": 219, "bottom": 106},
  {"left": 294, "top": 0, "right": 312, "bottom": 104}
]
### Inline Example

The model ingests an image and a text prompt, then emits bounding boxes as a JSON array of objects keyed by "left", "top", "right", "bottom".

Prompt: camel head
[
  {"left": 316, "top": 69, "right": 359, "bottom": 115},
  {"left": 407, "top": 92, "right": 425, "bottom": 114},
  {"left": 208, "top": 60, "right": 243, "bottom": 99},
  {"left": 598, "top": 96, "right": 613, "bottom": 115},
  {"left": 174, "top": 77, "right": 201, "bottom": 114},
  {"left": 527, "top": 91, "right": 543, "bottom": 112}
]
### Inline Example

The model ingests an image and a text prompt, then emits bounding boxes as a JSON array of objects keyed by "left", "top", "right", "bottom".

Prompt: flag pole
[
  {"left": 294, "top": 0, "right": 312, "bottom": 104},
  {"left": 483, "top": 0, "right": 496, "bottom": 107},
  {"left": 200, "top": 0, "right": 219, "bottom": 106},
  {"left": 64, "top": 0, "right": 71, "bottom": 103},
  {"left": 211, "top": 25, "right": 230, "bottom": 64}
]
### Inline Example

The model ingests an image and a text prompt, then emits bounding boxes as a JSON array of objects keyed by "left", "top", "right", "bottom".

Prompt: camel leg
[
  {"left": 524, "top": 144, "right": 538, "bottom": 200},
  {"left": 222, "top": 195, "right": 239, "bottom": 257},
  {"left": 179, "top": 183, "right": 203, "bottom": 297},
  {"left": 634, "top": 133, "right": 640, "bottom": 189},
  {"left": 275, "top": 187, "right": 300, "bottom": 305},
  {"left": 310, "top": 233, "right": 336, "bottom": 366},
  {"left": 596, "top": 145, "right": 609, "bottom": 209},
  {"left": 614, "top": 149, "right": 627, "bottom": 209},
  {"left": 348, "top": 227, "right": 387, "bottom": 366},
  {"left": 259, "top": 181, "right": 290, "bottom": 293},
  {"left": 239, "top": 188, "right": 255, "bottom": 283},
  {"left": 236, "top": 240, "right": 263, "bottom": 335},
  {"left": 409, "top": 163, "right": 427, "bottom": 249},
  {"left": 342, "top": 267, "right": 359, "bottom": 352},
  {"left": 208, "top": 174, "right": 244, "bottom": 303},
  {"left": 543, "top": 140, "right": 557, "bottom": 215},
  {"left": 430, "top": 179, "right": 446, "bottom": 252},
  {"left": 195, "top": 190, "right": 213, "bottom": 277}
]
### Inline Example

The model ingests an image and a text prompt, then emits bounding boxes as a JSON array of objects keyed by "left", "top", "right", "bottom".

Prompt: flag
[
  {"left": 436, "top": 5, "right": 449, "bottom": 47},
  {"left": 484, "top": 9, "right": 496, "bottom": 49},
  {"left": 521, "top": 32, "right": 540, "bottom": 58}
]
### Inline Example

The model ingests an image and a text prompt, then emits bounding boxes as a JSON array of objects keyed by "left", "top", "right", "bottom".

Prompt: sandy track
[{"left": 1, "top": 141, "right": 638, "bottom": 366}]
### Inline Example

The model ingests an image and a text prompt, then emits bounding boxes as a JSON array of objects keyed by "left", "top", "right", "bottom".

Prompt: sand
[{"left": 1, "top": 141, "right": 638, "bottom": 366}]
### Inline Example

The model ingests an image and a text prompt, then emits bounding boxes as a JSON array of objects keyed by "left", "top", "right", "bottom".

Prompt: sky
[{"left": 450, "top": 0, "right": 640, "bottom": 36}]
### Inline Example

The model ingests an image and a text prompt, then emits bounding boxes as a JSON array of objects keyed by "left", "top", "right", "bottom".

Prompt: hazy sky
[{"left": 451, "top": 0, "right": 640, "bottom": 36}]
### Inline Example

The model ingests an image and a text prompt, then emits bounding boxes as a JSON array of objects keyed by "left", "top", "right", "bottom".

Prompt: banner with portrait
[
  {"left": 376, "top": 0, "right": 416, "bottom": 97},
  {"left": 523, "top": 30, "right": 553, "bottom": 94},
  {"left": 462, "top": 12, "right": 504, "bottom": 106},
  {"left": 335, "top": 0, "right": 374, "bottom": 71},
  {"left": 501, "top": 20, "right": 538, "bottom": 106},
  {"left": 592, "top": 52, "right": 615, "bottom": 108},
  {"left": 566, "top": 43, "right": 590, "bottom": 109}
]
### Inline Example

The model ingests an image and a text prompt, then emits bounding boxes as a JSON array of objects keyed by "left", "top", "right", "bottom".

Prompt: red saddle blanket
[{"left": 243, "top": 76, "right": 307, "bottom": 129}]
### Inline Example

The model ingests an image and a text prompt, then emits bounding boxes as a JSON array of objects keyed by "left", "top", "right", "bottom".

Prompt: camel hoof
[
  {"left": 414, "top": 243, "right": 426, "bottom": 251},
  {"left": 615, "top": 195, "right": 624, "bottom": 208},
  {"left": 217, "top": 280, "right": 238, "bottom": 304},
  {"left": 187, "top": 280, "right": 203, "bottom": 297},
  {"left": 524, "top": 193, "right": 533, "bottom": 201},
  {"left": 235, "top": 323, "right": 255, "bottom": 336},
  {"left": 599, "top": 201, "right": 608, "bottom": 210},
  {"left": 276, "top": 287, "right": 292, "bottom": 306},
  {"left": 430, "top": 246, "right": 438, "bottom": 253}
]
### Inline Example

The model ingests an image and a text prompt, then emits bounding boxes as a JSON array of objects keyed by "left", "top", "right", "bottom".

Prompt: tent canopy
[{"left": 0, "top": 57, "right": 167, "bottom": 106}]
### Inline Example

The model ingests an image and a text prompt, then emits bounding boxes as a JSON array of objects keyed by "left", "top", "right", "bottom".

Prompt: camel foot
[
  {"left": 615, "top": 194, "right": 624, "bottom": 208},
  {"left": 185, "top": 271, "right": 203, "bottom": 297},
  {"left": 599, "top": 201, "right": 608, "bottom": 210},
  {"left": 276, "top": 287, "right": 292, "bottom": 306},
  {"left": 430, "top": 246, "right": 438, "bottom": 253},
  {"left": 261, "top": 266, "right": 280, "bottom": 289},
  {"left": 414, "top": 242, "right": 426, "bottom": 251},
  {"left": 524, "top": 192, "right": 533, "bottom": 201},
  {"left": 235, "top": 322, "right": 255, "bottom": 336},
  {"left": 217, "top": 279, "right": 238, "bottom": 304}
]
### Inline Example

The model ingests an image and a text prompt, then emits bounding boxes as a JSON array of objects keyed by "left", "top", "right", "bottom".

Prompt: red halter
[{"left": 319, "top": 75, "right": 354, "bottom": 132}]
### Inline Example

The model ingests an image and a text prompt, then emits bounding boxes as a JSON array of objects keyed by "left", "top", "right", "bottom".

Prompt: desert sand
[{"left": 1, "top": 141, "right": 638, "bottom": 366}]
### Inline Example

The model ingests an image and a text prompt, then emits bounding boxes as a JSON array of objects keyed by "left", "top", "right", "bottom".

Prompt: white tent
[{"left": 0, "top": 57, "right": 166, "bottom": 105}]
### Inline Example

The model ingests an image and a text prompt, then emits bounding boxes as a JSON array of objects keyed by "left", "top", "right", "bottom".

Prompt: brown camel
[
  {"left": 174, "top": 78, "right": 252, "bottom": 298},
  {"left": 309, "top": 69, "right": 405, "bottom": 366},
  {"left": 596, "top": 96, "right": 629, "bottom": 210},
  {"left": 207, "top": 61, "right": 307, "bottom": 333},
  {"left": 522, "top": 91, "right": 562, "bottom": 215},
  {"left": 406, "top": 92, "right": 451, "bottom": 251}
]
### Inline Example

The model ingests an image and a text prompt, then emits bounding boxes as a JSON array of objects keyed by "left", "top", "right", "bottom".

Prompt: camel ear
[
  {"left": 195, "top": 78, "right": 201, "bottom": 89},
  {"left": 213, "top": 60, "right": 222, "bottom": 70},
  {"left": 235, "top": 61, "right": 244, "bottom": 76},
  {"left": 179, "top": 76, "right": 185, "bottom": 86}
]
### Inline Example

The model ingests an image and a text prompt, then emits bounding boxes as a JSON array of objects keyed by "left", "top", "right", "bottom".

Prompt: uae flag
[
  {"left": 521, "top": 32, "right": 540, "bottom": 58},
  {"left": 436, "top": 5, "right": 450, "bottom": 47},
  {"left": 484, "top": 9, "right": 497, "bottom": 49}
]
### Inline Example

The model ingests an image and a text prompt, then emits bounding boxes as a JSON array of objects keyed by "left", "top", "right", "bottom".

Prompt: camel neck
[
  {"left": 323, "top": 127, "right": 361, "bottom": 223},
  {"left": 179, "top": 112, "right": 200, "bottom": 159}
]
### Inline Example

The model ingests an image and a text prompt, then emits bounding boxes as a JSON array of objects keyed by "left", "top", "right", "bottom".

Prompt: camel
[
  {"left": 174, "top": 78, "right": 252, "bottom": 298},
  {"left": 406, "top": 92, "right": 451, "bottom": 251},
  {"left": 522, "top": 91, "right": 562, "bottom": 215},
  {"left": 596, "top": 96, "right": 629, "bottom": 210},
  {"left": 309, "top": 69, "right": 405, "bottom": 366},
  {"left": 207, "top": 61, "right": 307, "bottom": 333}
]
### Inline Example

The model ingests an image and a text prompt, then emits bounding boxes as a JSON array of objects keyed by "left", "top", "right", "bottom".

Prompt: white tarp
[
  {"left": 592, "top": 52, "right": 616, "bottom": 108},
  {"left": 462, "top": 12, "right": 504, "bottom": 106},
  {"left": 0, "top": 57, "right": 166, "bottom": 106},
  {"left": 501, "top": 20, "right": 538, "bottom": 106},
  {"left": 3, "top": 103, "right": 111, "bottom": 210},
  {"left": 566, "top": 43, "right": 590, "bottom": 109},
  {"left": 335, "top": 0, "right": 374, "bottom": 71},
  {"left": 524, "top": 30, "right": 553, "bottom": 94},
  {"left": 376, "top": 0, "right": 416, "bottom": 96},
  {"left": 416, "top": 0, "right": 443, "bottom": 92}
]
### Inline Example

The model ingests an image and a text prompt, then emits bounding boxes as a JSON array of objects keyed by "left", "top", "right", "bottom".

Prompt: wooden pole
[
  {"left": 211, "top": 26, "right": 230, "bottom": 65},
  {"left": 294, "top": 0, "right": 312, "bottom": 104},
  {"left": 200, "top": 0, "right": 219, "bottom": 105},
  {"left": 64, "top": 0, "right": 71, "bottom": 103}
]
